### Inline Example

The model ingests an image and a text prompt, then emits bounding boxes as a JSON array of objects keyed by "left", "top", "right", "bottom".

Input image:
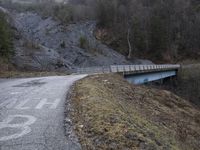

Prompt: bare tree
[{"left": 127, "top": 23, "right": 132, "bottom": 59}]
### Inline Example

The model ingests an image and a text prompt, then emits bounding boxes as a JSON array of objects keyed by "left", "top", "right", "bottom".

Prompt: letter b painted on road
[{"left": 0, "top": 115, "right": 36, "bottom": 141}]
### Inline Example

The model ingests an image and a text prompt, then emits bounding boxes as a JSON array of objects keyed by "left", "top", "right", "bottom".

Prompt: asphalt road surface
[{"left": 0, "top": 75, "right": 86, "bottom": 150}]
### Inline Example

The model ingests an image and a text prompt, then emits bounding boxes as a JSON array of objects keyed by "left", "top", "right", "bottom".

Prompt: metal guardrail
[{"left": 76, "top": 64, "right": 180, "bottom": 74}]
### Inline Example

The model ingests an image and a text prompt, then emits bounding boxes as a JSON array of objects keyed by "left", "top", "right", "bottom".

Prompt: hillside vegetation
[
  {"left": 70, "top": 74, "right": 200, "bottom": 150},
  {"left": 94, "top": 0, "right": 200, "bottom": 62},
  {"left": 175, "top": 65, "right": 200, "bottom": 107},
  {"left": 0, "top": 11, "right": 13, "bottom": 59},
  {"left": 154, "top": 64, "right": 200, "bottom": 108},
  {"left": 0, "top": 11, "right": 14, "bottom": 74},
  {"left": 3, "top": 0, "right": 200, "bottom": 63}
]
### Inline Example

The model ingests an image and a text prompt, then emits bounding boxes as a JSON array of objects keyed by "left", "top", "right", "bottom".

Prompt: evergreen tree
[{"left": 0, "top": 12, "right": 13, "bottom": 59}]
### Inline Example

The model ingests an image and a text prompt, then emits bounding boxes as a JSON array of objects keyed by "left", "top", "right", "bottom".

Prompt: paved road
[{"left": 0, "top": 75, "right": 86, "bottom": 150}]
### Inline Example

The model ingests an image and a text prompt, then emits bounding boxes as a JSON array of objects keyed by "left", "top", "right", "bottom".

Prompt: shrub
[
  {"left": 79, "top": 36, "right": 89, "bottom": 49},
  {"left": 0, "top": 11, "right": 13, "bottom": 59},
  {"left": 60, "top": 41, "right": 66, "bottom": 48}
]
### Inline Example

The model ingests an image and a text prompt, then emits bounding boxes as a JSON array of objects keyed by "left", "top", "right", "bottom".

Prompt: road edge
[{"left": 64, "top": 83, "right": 82, "bottom": 150}]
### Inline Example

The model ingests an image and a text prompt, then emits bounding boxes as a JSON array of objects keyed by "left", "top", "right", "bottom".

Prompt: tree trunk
[{"left": 127, "top": 27, "right": 132, "bottom": 59}]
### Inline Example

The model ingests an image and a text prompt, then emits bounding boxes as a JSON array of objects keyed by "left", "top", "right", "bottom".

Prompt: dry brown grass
[
  {"left": 0, "top": 57, "right": 67, "bottom": 78},
  {"left": 70, "top": 74, "right": 200, "bottom": 150},
  {"left": 0, "top": 70, "right": 67, "bottom": 78}
]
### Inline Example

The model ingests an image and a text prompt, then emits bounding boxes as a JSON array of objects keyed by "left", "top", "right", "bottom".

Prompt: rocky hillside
[
  {"left": 0, "top": 3, "right": 153, "bottom": 73},
  {"left": 12, "top": 12, "right": 132, "bottom": 72}
]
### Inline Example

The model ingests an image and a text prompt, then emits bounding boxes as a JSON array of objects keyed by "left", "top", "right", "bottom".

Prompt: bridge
[{"left": 76, "top": 64, "right": 180, "bottom": 84}]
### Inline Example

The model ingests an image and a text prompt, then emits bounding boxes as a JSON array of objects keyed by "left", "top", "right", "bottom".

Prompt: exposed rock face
[{"left": 12, "top": 12, "right": 133, "bottom": 72}]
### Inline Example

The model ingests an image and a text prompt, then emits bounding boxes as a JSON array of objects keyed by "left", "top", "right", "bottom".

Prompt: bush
[
  {"left": 79, "top": 36, "right": 89, "bottom": 49},
  {"left": 0, "top": 11, "right": 13, "bottom": 59},
  {"left": 60, "top": 41, "right": 66, "bottom": 48}
]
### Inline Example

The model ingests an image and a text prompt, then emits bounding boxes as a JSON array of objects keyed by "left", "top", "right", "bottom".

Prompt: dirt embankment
[
  {"left": 69, "top": 74, "right": 200, "bottom": 150},
  {"left": 0, "top": 58, "right": 67, "bottom": 78}
]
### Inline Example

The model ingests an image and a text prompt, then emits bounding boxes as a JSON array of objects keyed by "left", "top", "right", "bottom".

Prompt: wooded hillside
[
  {"left": 95, "top": 0, "right": 200, "bottom": 62},
  {"left": 0, "top": 11, "right": 13, "bottom": 59},
  {"left": 1, "top": 0, "right": 200, "bottom": 62}
]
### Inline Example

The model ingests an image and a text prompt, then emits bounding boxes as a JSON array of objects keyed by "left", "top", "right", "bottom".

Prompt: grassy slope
[
  {"left": 0, "top": 58, "right": 67, "bottom": 78},
  {"left": 70, "top": 74, "right": 200, "bottom": 150}
]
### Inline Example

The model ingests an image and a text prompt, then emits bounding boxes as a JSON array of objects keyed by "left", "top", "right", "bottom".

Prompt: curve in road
[{"left": 0, "top": 75, "right": 86, "bottom": 150}]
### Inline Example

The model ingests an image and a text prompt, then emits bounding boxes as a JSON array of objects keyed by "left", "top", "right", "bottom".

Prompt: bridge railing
[
  {"left": 110, "top": 64, "right": 180, "bottom": 73},
  {"left": 76, "top": 66, "right": 110, "bottom": 74},
  {"left": 76, "top": 64, "right": 180, "bottom": 74}
]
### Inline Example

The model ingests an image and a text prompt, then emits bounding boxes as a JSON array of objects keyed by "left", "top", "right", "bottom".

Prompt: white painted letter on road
[
  {"left": 0, "top": 98, "right": 18, "bottom": 109},
  {"left": 15, "top": 99, "right": 30, "bottom": 110},
  {"left": 35, "top": 98, "right": 61, "bottom": 109},
  {"left": 0, "top": 115, "right": 37, "bottom": 141}
]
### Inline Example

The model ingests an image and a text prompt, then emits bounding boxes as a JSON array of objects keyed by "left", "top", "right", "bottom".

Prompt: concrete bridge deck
[{"left": 76, "top": 64, "right": 180, "bottom": 75}]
